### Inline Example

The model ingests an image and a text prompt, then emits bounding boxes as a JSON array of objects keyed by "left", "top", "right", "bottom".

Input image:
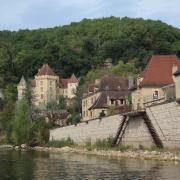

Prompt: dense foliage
[{"left": 0, "top": 17, "right": 180, "bottom": 88}]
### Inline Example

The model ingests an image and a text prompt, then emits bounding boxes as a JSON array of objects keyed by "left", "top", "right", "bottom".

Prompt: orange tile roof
[
  {"left": 68, "top": 73, "right": 79, "bottom": 83},
  {"left": 59, "top": 74, "right": 78, "bottom": 88},
  {"left": 140, "top": 55, "right": 180, "bottom": 87},
  {"left": 37, "top": 64, "right": 56, "bottom": 76}
]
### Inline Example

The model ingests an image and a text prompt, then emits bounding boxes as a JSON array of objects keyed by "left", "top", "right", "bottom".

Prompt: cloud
[{"left": 0, "top": 0, "right": 179, "bottom": 30}]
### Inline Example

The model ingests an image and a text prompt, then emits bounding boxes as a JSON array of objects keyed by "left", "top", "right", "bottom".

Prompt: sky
[{"left": 0, "top": 0, "right": 180, "bottom": 31}]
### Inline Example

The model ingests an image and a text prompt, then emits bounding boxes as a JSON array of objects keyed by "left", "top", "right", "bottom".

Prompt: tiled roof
[
  {"left": 59, "top": 74, "right": 78, "bottom": 88},
  {"left": 89, "top": 90, "right": 129, "bottom": 110},
  {"left": 18, "top": 76, "right": 26, "bottom": 86},
  {"left": 140, "top": 55, "right": 180, "bottom": 87},
  {"left": 59, "top": 78, "right": 69, "bottom": 88},
  {"left": 68, "top": 74, "right": 79, "bottom": 83},
  {"left": 99, "top": 75, "right": 128, "bottom": 91},
  {"left": 37, "top": 64, "right": 56, "bottom": 76}
]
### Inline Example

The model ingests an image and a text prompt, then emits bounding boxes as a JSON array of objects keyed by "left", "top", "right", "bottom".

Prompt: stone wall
[
  {"left": 50, "top": 115, "right": 123, "bottom": 144},
  {"left": 121, "top": 117, "right": 154, "bottom": 148},
  {"left": 146, "top": 101, "right": 180, "bottom": 148},
  {"left": 50, "top": 101, "right": 180, "bottom": 148}
]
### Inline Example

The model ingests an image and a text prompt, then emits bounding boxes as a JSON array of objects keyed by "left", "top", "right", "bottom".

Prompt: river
[{"left": 0, "top": 150, "right": 180, "bottom": 180}]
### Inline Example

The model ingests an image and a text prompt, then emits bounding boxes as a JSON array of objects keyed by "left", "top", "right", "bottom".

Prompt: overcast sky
[{"left": 0, "top": 0, "right": 179, "bottom": 30}]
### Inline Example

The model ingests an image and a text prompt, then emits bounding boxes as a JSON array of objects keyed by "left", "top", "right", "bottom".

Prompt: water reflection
[{"left": 0, "top": 150, "right": 180, "bottom": 180}]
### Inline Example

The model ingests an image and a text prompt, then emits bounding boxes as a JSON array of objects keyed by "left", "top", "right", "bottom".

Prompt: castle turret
[
  {"left": 17, "top": 76, "right": 27, "bottom": 100},
  {"left": 34, "top": 64, "right": 59, "bottom": 107}
]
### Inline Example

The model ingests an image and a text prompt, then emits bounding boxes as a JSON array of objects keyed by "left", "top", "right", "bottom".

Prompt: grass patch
[
  {"left": 84, "top": 137, "right": 134, "bottom": 152},
  {"left": 47, "top": 137, "right": 75, "bottom": 148}
]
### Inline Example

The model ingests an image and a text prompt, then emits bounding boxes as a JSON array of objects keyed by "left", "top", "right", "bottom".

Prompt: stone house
[
  {"left": 131, "top": 55, "right": 180, "bottom": 110},
  {"left": 17, "top": 64, "right": 79, "bottom": 108},
  {"left": 81, "top": 75, "right": 129, "bottom": 122}
]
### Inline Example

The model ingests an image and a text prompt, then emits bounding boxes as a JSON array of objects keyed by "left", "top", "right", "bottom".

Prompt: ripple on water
[{"left": 0, "top": 150, "right": 180, "bottom": 180}]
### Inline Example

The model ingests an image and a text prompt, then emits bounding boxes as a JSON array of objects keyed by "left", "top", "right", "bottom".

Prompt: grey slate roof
[{"left": 18, "top": 76, "right": 26, "bottom": 86}]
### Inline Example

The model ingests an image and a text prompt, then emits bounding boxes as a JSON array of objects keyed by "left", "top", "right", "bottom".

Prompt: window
[
  {"left": 153, "top": 91, "right": 159, "bottom": 100},
  {"left": 50, "top": 87, "right": 52, "bottom": 92},
  {"left": 111, "top": 100, "right": 115, "bottom": 105},
  {"left": 86, "top": 111, "right": 88, "bottom": 117},
  {"left": 40, "top": 87, "right": 43, "bottom": 92},
  {"left": 41, "top": 94, "right": 44, "bottom": 99},
  {"left": 120, "top": 99, "right": 124, "bottom": 105},
  {"left": 50, "top": 81, "right": 52, "bottom": 85}
]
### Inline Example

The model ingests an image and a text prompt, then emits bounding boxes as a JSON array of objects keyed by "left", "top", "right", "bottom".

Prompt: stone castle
[{"left": 17, "top": 64, "right": 79, "bottom": 108}]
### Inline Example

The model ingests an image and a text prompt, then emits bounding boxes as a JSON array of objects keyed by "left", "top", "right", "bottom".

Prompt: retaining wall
[
  {"left": 146, "top": 101, "right": 180, "bottom": 148},
  {"left": 50, "top": 101, "right": 180, "bottom": 148},
  {"left": 50, "top": 115, "right": 123, "bottom": 144}
]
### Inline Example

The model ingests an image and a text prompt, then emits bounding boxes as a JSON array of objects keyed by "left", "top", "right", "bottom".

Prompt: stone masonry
[
  {"left": 50, "top": 115, "right": 123, "bottom": 144},
  {"left": 50, "top": 101, "right": 180, "bottom": 148}
]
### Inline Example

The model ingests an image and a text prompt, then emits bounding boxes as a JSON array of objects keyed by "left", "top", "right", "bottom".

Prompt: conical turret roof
[
  {"left": 37, "top": 64, "right": 56, "bottom": 76},
  {"left": 68, "top": 73, "right": 78, "bottom": 83},
  {"left": 18, "top": 76, "right": 26, "bottom": 86}
]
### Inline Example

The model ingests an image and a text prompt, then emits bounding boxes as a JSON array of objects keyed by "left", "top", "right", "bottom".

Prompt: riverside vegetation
[{"left": 34, "top": 137, "right": 180, "bottom": 162}]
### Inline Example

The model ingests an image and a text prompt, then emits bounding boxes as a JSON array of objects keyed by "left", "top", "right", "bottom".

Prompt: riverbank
[
  {"left": 1, "top": 144, "right": 180, "bottom": 162},
  {"left": 31, "top": 146, "right": 180, "bottom": 162}
]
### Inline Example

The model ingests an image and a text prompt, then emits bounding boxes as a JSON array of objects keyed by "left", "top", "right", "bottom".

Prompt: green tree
[
  {"left": 3, "top": 84, "right": 17, "bottom": 103},
  {"left": 58, "top": 95, "right": 66, "bottom": 109},
  {"left": 0, "top": 102, "right": 15, "bottom": 143},
  {"left": 12, "top": 98, "right": 31, "bottom": 145},
  {"left": 110, "top": 61, "right": 137, "bottom": 76}
]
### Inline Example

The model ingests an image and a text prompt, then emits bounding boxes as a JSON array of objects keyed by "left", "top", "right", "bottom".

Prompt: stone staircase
[
  {"left": 142, "top": 112, "right": 164, "bottom": 148},
  {"left": 112, "top": 115, "right": 129, "bottom": 146}
]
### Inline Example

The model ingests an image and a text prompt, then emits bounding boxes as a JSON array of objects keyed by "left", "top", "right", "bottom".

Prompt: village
[{"left": 9, "top": 54, "right": 179, "bottom": 149}]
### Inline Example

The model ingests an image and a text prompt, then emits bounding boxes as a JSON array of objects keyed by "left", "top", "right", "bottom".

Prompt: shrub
[
  {"left": 28, "top": 118, "right": 50, "bottom": 146},
  {"left": 48, "top": 137, "right": 74, "bottom": 148},
  {"left": 85, "top": 139, "right": 92, "bottom": 151},
  {"left": 94, "top": 137, "right": 114, "bottom": 150}
]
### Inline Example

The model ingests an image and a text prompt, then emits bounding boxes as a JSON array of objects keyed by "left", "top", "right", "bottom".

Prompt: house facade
[
  {"left": 17, "top": 64, "right": 79, "bottom": 108},
  {"left": 81, "top": 75, "right": 129, "bottom": 122},
  {"left": 131, "top": 55, "right": 180, "bottom": 110}
]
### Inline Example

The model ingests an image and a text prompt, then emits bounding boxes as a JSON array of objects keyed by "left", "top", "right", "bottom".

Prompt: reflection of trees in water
[
  {"left": 0, "top": 151, "right": 180, "bottom": 180},
  {"left": 0, "top": 150, "right": 35, "bottom": 180}
]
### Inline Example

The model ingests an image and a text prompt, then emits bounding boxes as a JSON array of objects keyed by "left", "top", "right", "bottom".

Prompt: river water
[{"left": 0, "top": 150, "right": 180, "bottom": 180}]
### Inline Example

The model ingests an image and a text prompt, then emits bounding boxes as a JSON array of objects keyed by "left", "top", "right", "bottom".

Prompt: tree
[
  {"left": 0, "top": 102, "right": 15, "bottom": 143},
  {"left": 110, "top": 61, "right": 137, "bottom": 76},
  {"left": 12, "top": 98, "right": 31, "bottom": 145},
  {"left": 58, "top": 95, "right": 66, "bottom": 109},
  {"left": 3, "top": 84, "right": 17, "bottom": 103}
]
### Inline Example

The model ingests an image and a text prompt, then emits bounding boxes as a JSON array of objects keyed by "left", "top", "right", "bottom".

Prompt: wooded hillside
[{"left": 0, "top": 17, "right": 180, "bottom": 86}]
